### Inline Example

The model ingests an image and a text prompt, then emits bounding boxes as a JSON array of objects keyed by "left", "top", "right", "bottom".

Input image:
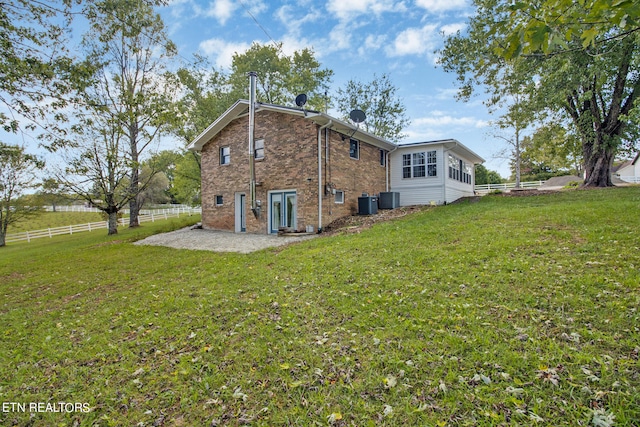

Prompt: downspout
[
  {"left": 386, "top": 145, "right": 399, "bottom": 192},
  {"left": 317, "top": 120, "right": 332, "bottom": 233},
  {"left": 248, "top": 71, "right": 259, "bottom": 218}
]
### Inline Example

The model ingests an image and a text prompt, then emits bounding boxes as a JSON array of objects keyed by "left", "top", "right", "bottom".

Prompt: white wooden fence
[
  {"left": 44, "top": 204, "right": 197, "bottom": 214},
  {"left": 474, "top": 181, "right": 546, "bottom": 194},
  {"left": 6, "top": 207, "right": 201, "bottom": 244}
]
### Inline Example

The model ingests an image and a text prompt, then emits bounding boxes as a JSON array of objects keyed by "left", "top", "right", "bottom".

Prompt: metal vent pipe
[{"left": 248, "top": 71, "right": 258, "bottom": 218}]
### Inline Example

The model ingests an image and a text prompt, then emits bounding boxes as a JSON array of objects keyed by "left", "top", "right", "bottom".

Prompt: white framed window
[
  {"left": 254, "top": 139, "right": 264, "bottom": 159},
  {"left": 427, "top": 151, "right": 437, "bottom": 177},
  {"left": 449, "top": 154, "right": 471, "bottom": 184},
  {"left": 215, "top": 195, "right": 223, "bottom": 205},
  {"left": 403, "top": 150, "right": 436, "bottom": 178},
  {"left": 220, "top": 146, "right": 230, "bottom": 165},
  {"left": 380, "top": 149, "right": 386, "bottom": 166},
  {"left": 335, "top": 190, "right": 344, "bottom": 204},
  {"left": 349, "top": 139, "right": 359, "bottom": 159}
]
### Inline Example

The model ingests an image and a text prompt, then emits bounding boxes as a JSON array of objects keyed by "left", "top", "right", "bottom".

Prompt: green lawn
[
  {"left": 8, "top": 211, "right": 105, "bottom": 233},
  {"left": 0, "top": 189, "right": 638, "bottom": 426}
]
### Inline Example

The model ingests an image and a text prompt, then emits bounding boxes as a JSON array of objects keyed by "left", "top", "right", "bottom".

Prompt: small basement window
[
  {"left": 335, "top": 190, "right": 344, "bottom": 204},
  {"left": 215, "top": 195, "right": 223, "bottom": 206}
]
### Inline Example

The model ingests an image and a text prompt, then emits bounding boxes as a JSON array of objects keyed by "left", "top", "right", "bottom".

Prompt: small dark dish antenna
[
  {"left": 295, "top": 93, "right": 308, "bottom": 107},
  {"left": 349, "top": 109, "right": 366, "bottom": 124},
  {"left": 348, "top": 109, "right": 366, "bottom": 136}
]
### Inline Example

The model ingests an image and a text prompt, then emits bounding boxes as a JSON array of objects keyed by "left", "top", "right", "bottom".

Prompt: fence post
[
  {"left": 69, "top": 225, "right": 73, "bottom": 235},
  {"left": 88, "top": 222, "right": 92, "bottom": 232},
  {"left": 48, "top": 228, "right": 52, "bottom": 238},
  {"left": 26, "top": 231, "right": 30, "bottom": 243}
]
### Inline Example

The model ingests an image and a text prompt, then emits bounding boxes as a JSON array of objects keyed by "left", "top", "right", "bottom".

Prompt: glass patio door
[{"left": 270, "top": 191, "right": 296, "bottom": 233}]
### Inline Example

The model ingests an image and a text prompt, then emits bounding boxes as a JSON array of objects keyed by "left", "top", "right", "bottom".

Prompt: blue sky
[
  {"left": 160, "top": 0, "right": 510, "bottom": 177},
  {"left": 1, "top": 0, "right": 511, "bottom": 178}
]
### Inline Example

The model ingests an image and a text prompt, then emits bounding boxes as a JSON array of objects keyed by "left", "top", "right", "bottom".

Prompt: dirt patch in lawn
[{"left": 322, "top": 205, "right": 430, "bottom": 235}]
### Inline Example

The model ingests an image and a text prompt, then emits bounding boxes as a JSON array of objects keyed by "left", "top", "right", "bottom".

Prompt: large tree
[
  {"left": 335, "top": 73, "right": 410, "bottom": 142},
  {"left": 228, "top": 43, "right": 333, "bottom": 110},
  {"left": 0, "top": 143, "right": 44, "bottom": 247},
  {"left": 82, "top": 0, "right": 178, "bottom": 227},
  {"left": 439, "top": 0, "right": 640, "bottom": 187}
]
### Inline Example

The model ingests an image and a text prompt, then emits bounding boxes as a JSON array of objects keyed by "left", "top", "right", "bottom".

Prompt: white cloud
[
  {"left": 327, "top": 0, "right": 406, "bottom": 20},
  {"left": 358, "top": 34, "right": 388, "bottom": 56},
  {"left": 440, "top": 22, "right": 465, "bottom": 36},
  {"left": 198, "top": 38, "right": 251, "bottom": 69},
  {"left": 413, "top": 111, "right": 488, "bottom": 128},
  {"left": 415, "top": 0, "right": 468, "bottom": 13},
  {"left": 204, "top": 0, "right": 239, "bottom": 25},
  {"left": 386, "top": 24, "right": 439, "bottom": 56}
]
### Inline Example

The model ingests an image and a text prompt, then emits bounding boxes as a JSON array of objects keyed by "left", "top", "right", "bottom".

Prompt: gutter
[{"left": 317, "top": 120, "right": 332, "bottom": 232}]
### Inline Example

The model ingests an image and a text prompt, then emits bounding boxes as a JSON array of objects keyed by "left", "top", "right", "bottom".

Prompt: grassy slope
[
  {"left": 0, "top": 189, "right": 638, "bottom": 426},
  {"left": 8, "top": 212, "right": 106, "bottom": 233}
]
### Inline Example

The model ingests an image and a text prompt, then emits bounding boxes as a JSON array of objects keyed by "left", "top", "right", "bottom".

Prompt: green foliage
[
  {"left": 0, "top": 143, "right": 44, "bottom": 246},
  {"left": 519, "top": 123, "right": 583, "bottom": 177},
  {"left": 228, "top": 43, "right": 333, "bottom": 110},
  {"left": 0, "top": 0, "right": 94, "bottom": 136},
  {"left": 170, "top": 57, "right": 235, "bottom": 145},
  {"left": 563, "top": 180, "right": 581, "bottom": 188},
  {"left": 335, "top": 73, "right": 411, "bottom": 142},
  {"left": 496, "top": 0, "right": 640, "bottom": 58},
  {"left": 1, "top": 189, "right": 638, "bottom": 425},
  {"left": 474, "top": 164, "right": 504, "bottom": 185}
]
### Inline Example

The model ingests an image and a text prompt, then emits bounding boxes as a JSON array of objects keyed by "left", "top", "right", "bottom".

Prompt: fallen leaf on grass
[
  {"left": 327, "top": 412, "right": 342, "bottom": 423},
  {"left": 383, "top": 374, "right": 397, "bottom": 389},
  {"left": 233, "top": 387, "right": 247, "bottom": 401}
]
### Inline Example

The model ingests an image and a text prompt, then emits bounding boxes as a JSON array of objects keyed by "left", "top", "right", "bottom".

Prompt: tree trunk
[
  {"left": 108, "top": 210, "right": 118, "bottom": 235},
  {"left": 129, "top": 156, "right": 140, "bottom": 228},
  {"left": 582, "top": 137, "right": 614, "bottom": 187},
  {"left": 514, "top": 127, "right": 521, "bottom": 188},
  {"left": 129, "top": 196, "right": 139, "bottom": 228},
  {"left": 0, "top": 233, "right": 6, "bottom": 247}
]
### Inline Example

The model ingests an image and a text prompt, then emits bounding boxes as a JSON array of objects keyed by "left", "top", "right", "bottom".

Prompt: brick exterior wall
[{"left": 200, "top": 109, "right": 388, "bottom": 233}]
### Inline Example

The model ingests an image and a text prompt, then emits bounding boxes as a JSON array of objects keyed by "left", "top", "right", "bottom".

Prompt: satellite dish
[
  {"left": 349, "top": 109, "right": 366, "bottom": 124},
  {"left": 295, "top": 93, "right": 308, "bottom": 107}
]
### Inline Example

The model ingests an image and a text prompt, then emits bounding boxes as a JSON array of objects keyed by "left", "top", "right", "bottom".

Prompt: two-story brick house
[{"left": 188, "top": 99, "right": 396, "bottom": 234}]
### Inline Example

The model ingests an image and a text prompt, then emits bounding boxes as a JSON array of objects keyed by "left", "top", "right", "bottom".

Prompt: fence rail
[
  {"left": 44, "top": 204, "right": 198, "bottom": 214},
  {"left": 6, "top": 207, "right": 201, "bottom": 244},
  {"left": 474, "top": 181, "right": 546, "bottom": 194}
]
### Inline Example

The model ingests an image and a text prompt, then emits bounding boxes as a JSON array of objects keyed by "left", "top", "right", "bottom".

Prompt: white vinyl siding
[{"left": 390, "top": 143, "right": 479, "bottom": 205}]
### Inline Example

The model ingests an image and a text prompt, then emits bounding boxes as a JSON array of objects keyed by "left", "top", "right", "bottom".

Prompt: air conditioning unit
[
  {"left": 378, "top": 192, "right": 400, "bottom": 209},
  {"left": 358, "top": 196, "right": 378, "bottom": 215}
]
